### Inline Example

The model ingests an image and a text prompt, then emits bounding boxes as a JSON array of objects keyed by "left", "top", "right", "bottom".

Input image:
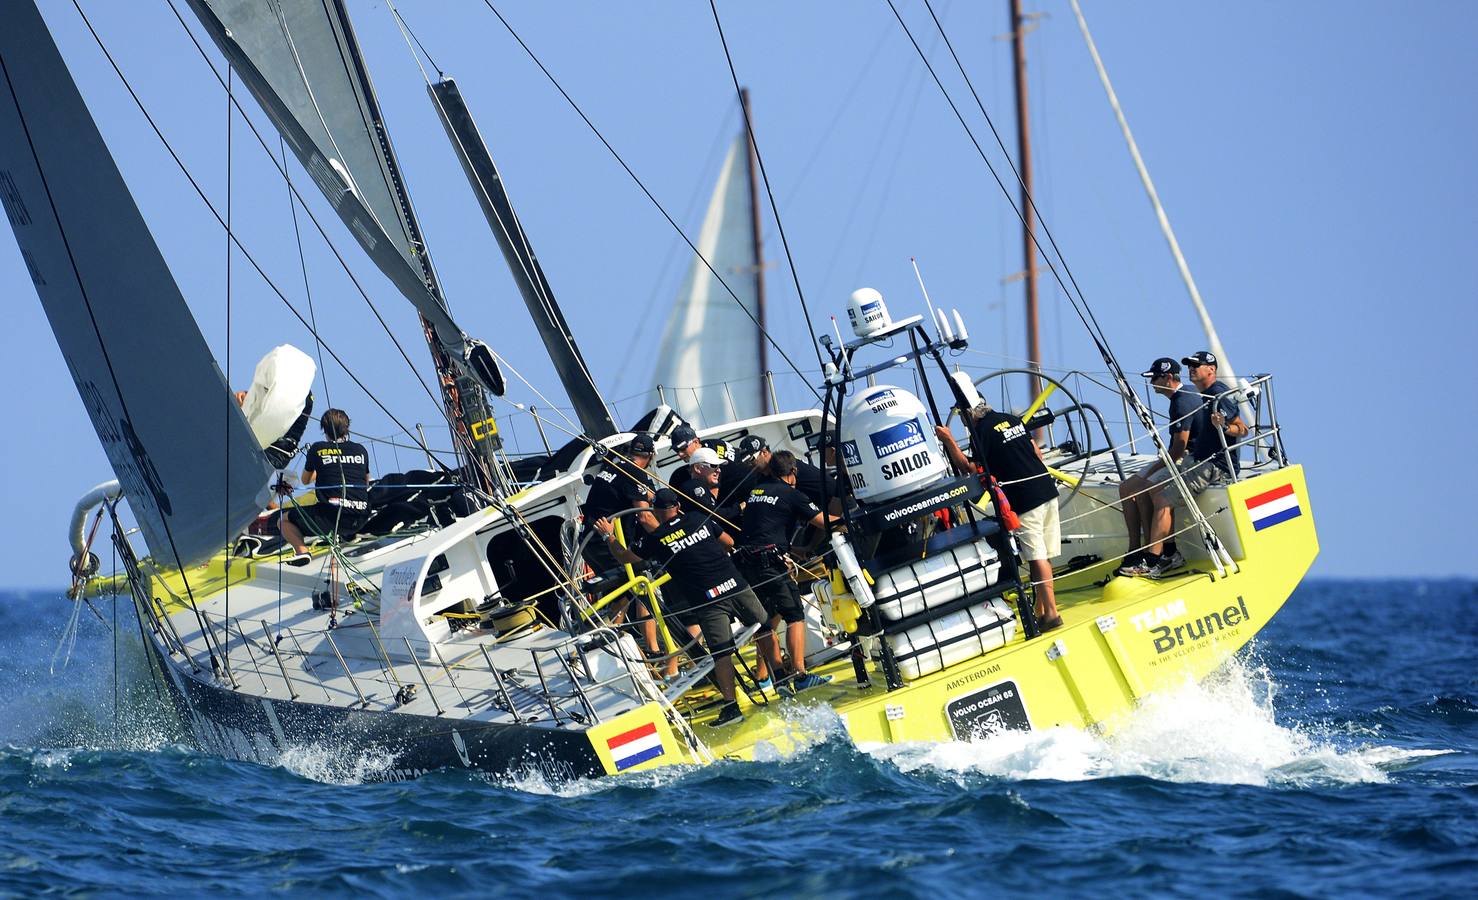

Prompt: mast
[
  {"left": 1009, "top": 0, "right": 1043, "bottom": 400},
  {"left": 326, "top": 0, "right": 503, "bottom": 488},
  {"left": 740, "top": 88, "right": 769, "bottom": 415}
]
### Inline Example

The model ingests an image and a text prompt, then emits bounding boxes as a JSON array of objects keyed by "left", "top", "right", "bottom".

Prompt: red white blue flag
[
  {"left": 1245, "top": 483, "right": 1302, "bottom": 531},
  {"left": 607, "top": 721, "right": 664, "bottom": 771}
]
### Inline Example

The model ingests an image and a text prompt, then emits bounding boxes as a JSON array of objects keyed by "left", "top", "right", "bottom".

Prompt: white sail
[{"left": 649, "top": 136, "right": 764, "bottom": 426}]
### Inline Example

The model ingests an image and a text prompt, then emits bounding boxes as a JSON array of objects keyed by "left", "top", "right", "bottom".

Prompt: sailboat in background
[{"left": 649, "top": 90, "right": 769, "bottom": 427}]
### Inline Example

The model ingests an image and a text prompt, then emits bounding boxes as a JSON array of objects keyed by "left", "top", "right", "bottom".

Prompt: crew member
[
  {"left": 580, "top": 434, "right": 657, "bottom": 575},
  {"left": 279, "top": 408, "right": 371, "bottom": 566},
  {"left": 676, "top": 446, "right": 739, "bottom": 532},
  {"left": 668, "top": 423, "right": 733, "bottom": 490},
  {"left": 595, "top": 489, "right": 773, "bottom": 727},
  {"left": 936, "top": 398, "right": 1062, "bottom": 632},
  {"left": 736, "top": 450, "right": 837, "bottom": 691}
]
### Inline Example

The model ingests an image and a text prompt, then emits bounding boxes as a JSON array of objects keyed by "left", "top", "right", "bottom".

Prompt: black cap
[
  {"left": 652, "top": 487, "right": 681, "bottom": 510},
  {"left": 670, "top": 423, "right": 698, "bottom": 450},
  {"left": 629, "top": 433, "right": 655, "bottom": 455},
  {"left": 1181, "top": 350, "right": 1217, "bottom": 368},
  {"left": 1141, "top": 357, "right": 1180, "bottom": 379},
  {"left": 735, "top": 433, "right": 768, "bottom": 462}
]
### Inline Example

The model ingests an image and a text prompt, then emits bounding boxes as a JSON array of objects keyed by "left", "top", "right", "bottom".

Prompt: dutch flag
[
  {"left": 1245, "top": 483, "right": 1302, "bottom": 531},
  {"left": 607, "top": 721, "right": 664, "bottom": 771}
]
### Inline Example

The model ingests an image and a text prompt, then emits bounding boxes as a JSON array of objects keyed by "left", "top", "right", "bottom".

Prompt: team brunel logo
[{"left": 869, "top": 418, "right": 925, "bottom": 458}]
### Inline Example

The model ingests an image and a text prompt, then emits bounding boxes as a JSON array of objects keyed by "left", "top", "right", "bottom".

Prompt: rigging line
[
  {"left": 410, "top": 63, "right": 615, "bottom": 424},
  {"left": 281, "top": 134, "right": 331, "bottom": 410},
  {"left": 225, "top": 63, "right": 233, "bottom": 630},
  {"left": 916, "top": 0, "right": 1116, "bottom": 360},
  {"left": 477, "top": 1, "right": 819, "bottom": 400},
  {"left": 79, "top": 5, "right": 462, "bottom": 478},
  {"left": 271, "top": 0, "right": 409, "bottom": 254},
  {"left": 883, "top": 0, "right": 1121, "bottom": 380},
  {"left": 386, "top": 0, "right": 444, "bottom": 78},
  {"left": 162, "top": 0, "right": 450, "bottom": 430},
  {"left": 706, "top": 0, "right": 824, "bottom": 371},
  {"left": 385, "top": 4, "right": 616, "bottom": 431},
  {"left": 7, "top": 14, "right": 224, "bottom": 674}
]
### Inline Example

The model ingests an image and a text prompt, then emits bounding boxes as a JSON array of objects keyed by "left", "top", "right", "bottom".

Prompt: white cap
[
  {"left": 948, "top": 371, "right": 985, "bottom": 412},
  {"left": 690, "top": 447, "right": 723, "bottom": 468},
  {"left": 847, "top": 287, "right": 892, "bottom": 338}
]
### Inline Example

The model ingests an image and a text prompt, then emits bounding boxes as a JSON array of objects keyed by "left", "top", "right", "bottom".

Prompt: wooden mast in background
[
  {"left": 1010, "top": 0, "right": 1043, "bottom": 400},
  {"left": 740, "top": 88, "right": 769, "bottom": 415}
]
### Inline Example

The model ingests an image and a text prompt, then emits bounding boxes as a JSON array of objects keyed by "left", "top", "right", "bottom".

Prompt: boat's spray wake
[{"left": 868, "top": 654, "right": 1440, "bottom": 788}]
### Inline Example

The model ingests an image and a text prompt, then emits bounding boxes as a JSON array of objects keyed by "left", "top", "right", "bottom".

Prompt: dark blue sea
[{"left": 1, "top": 580, "right": 1473, "bottom": 898}]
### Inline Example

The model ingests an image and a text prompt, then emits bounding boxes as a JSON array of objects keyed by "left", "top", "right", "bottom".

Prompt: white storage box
[
  {"left": 880, "top": 598, "right": 1015, "bottom": 681},
  {"left": 872, "top": 537, "right": 1002, "bottom": 623}
]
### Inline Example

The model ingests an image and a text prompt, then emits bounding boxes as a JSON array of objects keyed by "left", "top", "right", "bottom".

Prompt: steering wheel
[{"left": 970, "top": 368, "right": 1096, "bottom": 509}]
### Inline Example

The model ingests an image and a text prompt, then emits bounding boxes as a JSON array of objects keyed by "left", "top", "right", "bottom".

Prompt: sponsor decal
[
  {"left": 946, "top": 679, "right": 1031, "bottom": 738},
  {"left": 1149, "top": 596, "right": 1251, "bottom": 654},
  {"left": 878, "top": 480, "right": 971, "bottom": 524},
  {"left": 865, "top": 388, "right": 899, "bottom": 412},
  {"left": 607, "top": 721, "right": 665, "bottom": 770},
  {"left": 1130, "top": 598, "right": 1187, "bottom": 632},
  {"left": 705, "top": 577, "right": 738, "bottom": 598},
  {"left": 849, "top": 300, "right": 887, "bottom": 331},
  {"left": 880, "top": 450, "right": 933, "bottom": 481},
  {"left": 841, "top": 439, "right": 862, "bottom": 467},
  {"left": 1245, "top": 483, "right": 1302, "bottom": 531},
  {"left": 869, "top": 418, "right": 926, "bottom": 458}
]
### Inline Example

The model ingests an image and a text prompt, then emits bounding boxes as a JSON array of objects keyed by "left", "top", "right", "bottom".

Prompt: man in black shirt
[
  {"left": 595, "top": 489, "right": 771, "bottom": 727},
  {"left": 668, "top": 423, "right": 735, "bottom": 493},
  {"left": 280, "top": 408, "right": 371, "bottom": 566},
  {"left": 676, "top": 447, "right": 740, "bottom": 534},
  {"left": 937, "top": 398, "right": 1062, "bottom": 631},
  {"left": 736, "top": 451, "right": 836, "bottom": 691},
  {"left": 580, "top": 434, "right": 657, "bottom": 575}
]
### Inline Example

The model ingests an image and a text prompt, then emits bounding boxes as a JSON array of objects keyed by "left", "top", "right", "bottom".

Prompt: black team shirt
[
  {"left": 969, "top": 410, "right": 1056, "bottom": 515},
  {"left": 630, "top": 512, "right": 744, "bottom": 607},
  {"left": 738, "top": 479, "right": 820, "bottom": 548},
  {"left": 582, "top": 459, "right": 652, "bottom": 522},
  {"left": 304, "top": 439, "right": 370, "bottom": 512}
]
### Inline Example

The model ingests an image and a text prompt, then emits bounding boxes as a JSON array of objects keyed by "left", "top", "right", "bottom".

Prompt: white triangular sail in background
[{"left": 649, "top": 136, "right": 763, "bottom": 427}]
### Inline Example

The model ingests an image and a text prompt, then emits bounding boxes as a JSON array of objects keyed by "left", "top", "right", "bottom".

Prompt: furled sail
[
  {"left": 0, "top": 1, "right": 274, "bottom": 569},
  {"left": 649, "top": 135, "right": 764, "bottom": 426},
  {"left": 183, "top": 0, "right": 469, "bottom": 359}
]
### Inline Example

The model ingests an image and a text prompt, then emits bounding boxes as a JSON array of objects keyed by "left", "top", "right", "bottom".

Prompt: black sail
[
  {"left": 429, "top": 78, "right": 616, "bottom": 438},
  {"left": 0, "top": 1, "right": 274, "bottom": 569}
]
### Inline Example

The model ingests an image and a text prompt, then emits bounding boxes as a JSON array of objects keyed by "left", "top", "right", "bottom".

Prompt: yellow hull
[{"left": 596, "top": 465, "right": 1318, "bottom": 773}]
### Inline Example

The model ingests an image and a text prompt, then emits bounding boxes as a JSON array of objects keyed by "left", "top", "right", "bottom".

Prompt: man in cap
[
  {"left": 668, "top": 423, "right": 733, "bottom": 491},
  {"left": 595, "top": 488, "right": 773, "bottom": 728},
  {"left": 936, "top": 396, "right": 1063, "bottom": 631},
  {"left": 1182, "top": 350, "right": 1247, "bottom": 486},
  {"left": 580, "top": 433, "right": 657, "bottom": 576},
  {"left": 676, "top": 446, "right": 741, "bottom": 531},
  {"left": 1118, "top": 354, "right": 1244, "bottom": 577}
]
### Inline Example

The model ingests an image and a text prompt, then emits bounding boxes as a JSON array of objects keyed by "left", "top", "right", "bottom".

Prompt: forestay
[{"left": 0, "top": 2, "right": 274, "bottom": 569}]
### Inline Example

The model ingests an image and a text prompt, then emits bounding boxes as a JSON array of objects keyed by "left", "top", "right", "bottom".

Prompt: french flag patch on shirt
[
  {"left": 607, "top": 721, "right": 664, "bottom": 771},
  {"left": 1245, "top": 483, "right": 1302, "bottom": 531}
]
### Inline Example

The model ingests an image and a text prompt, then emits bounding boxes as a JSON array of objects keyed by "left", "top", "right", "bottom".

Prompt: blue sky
[{"left": 3, "top": 0, "right": 1475, "bottom": 585}]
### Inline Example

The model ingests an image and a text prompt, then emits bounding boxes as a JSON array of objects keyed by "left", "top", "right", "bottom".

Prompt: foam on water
[{"left": 868, "top": 655, "right": 1438, "bottom": 788}]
